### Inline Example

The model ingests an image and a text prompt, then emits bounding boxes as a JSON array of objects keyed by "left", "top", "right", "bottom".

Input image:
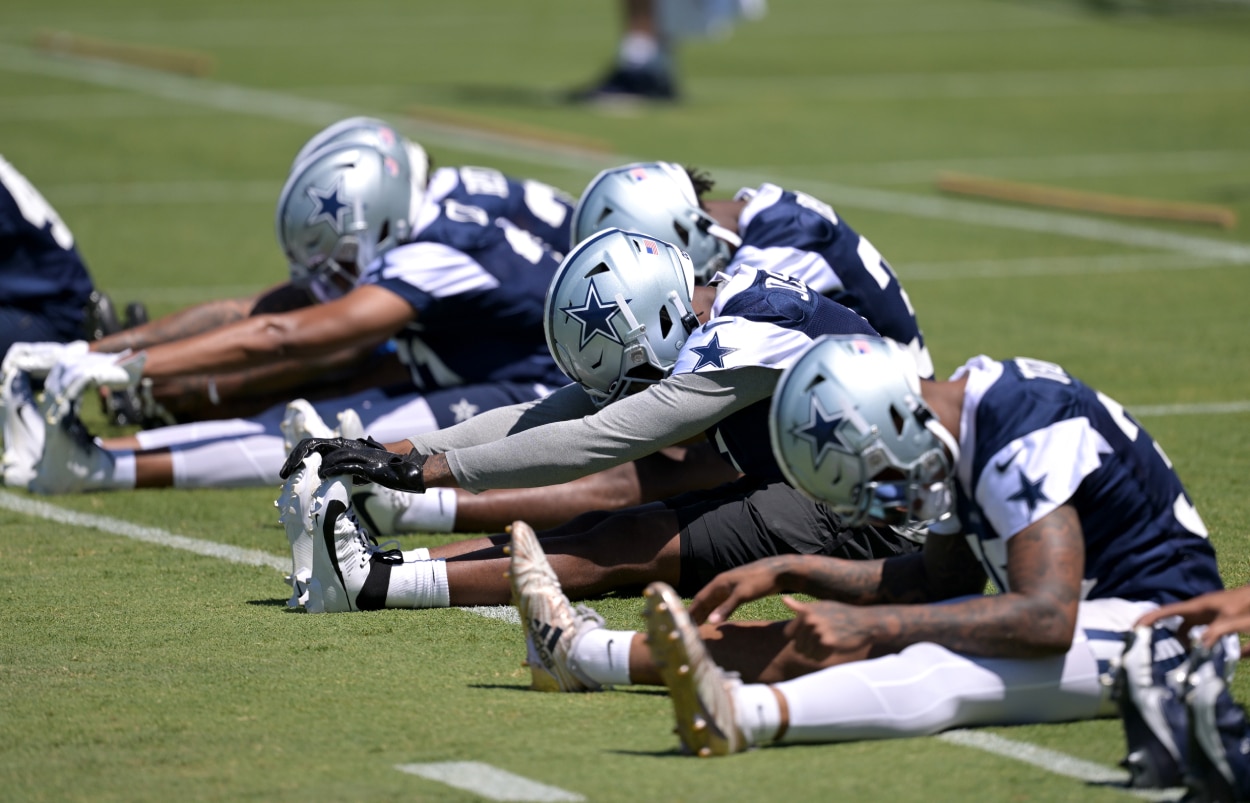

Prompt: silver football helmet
[
  {"left": 769, "top": 335, "right": 959, "bottom": 528},
  {"left": 570, "top": 161, "right": 738, "bottom": 283},
  {"left": 291, "top": 116, "right": 430, "bottom": 213},
  {"left": 545, "top": 228, "right": 699, "bottom": 407},
  {"left": 276, "top": 142, "right": 414, "bottom": 302}
]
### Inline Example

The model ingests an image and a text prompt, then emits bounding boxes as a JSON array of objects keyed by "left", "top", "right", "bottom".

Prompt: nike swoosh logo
[
  {"left": 995, "top": 450, "right": 1021, "bottom": 472},
  {"left": 606, "top": 638, "right": 616, "bottom": 670}
]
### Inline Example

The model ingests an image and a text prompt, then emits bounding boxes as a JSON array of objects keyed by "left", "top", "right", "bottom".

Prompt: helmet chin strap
[
  {"left": 925, "top": 417, "right": 961, "bottom": 470},
  {"left": 703, "top": 221, "right": 741, "bottom": 249}
]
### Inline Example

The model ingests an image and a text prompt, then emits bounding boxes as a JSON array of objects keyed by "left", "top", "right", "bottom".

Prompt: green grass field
[{"left": 3, "top": 0, "right": 1250, "bottom": 799}]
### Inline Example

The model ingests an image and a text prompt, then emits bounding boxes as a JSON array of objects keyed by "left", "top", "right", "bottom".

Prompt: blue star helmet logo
[
  {"left": 306, "top": 178, "right": 350, "bottom": 234},
  {"left": 792, "top": 394, "right": 848, "bottom": 468},
  {"left": 689, "top": 332, "right": 738, "bottom": 371},
  {"left": 1007, "top": 468, "right": 1050, "bottom": 514},
  {"left": 561, "top": 282, "right": 625, "bottom": 349}
]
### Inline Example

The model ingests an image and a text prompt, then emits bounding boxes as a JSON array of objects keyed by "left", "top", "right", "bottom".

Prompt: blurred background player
[
  {"left": 3, "top": 139, "right": 568, "bottom": 495},
  {"left": 74, "top": 117, "right": 576, "bottom": 426},
  {"left": 570, "top": 0, "right": 767, "bottom": 102}
]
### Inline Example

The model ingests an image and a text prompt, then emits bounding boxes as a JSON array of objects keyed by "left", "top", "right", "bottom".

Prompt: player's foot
[
  {"left": 1115, "top": 625, "right": 1188, "bottom": 788},
  {"left": 643, "top": 581, "right": 748, "bottom": 756},
  {"left": 1182, "top": 637, "right": 1250, "bottom": 802},
  {"left": 28, "top": 401, "right": 113, "bottom": 494},
  {"left": 305, "top": 477, "right": 403, "bottom": 614},
  {"left": 280, "top": 399, "right": 337, "bottom": 454},
  {"left": 2, "top": 370, "right": 44, "bottom": 488},
  {"left": 505, "top": 520, "right": 603, "bottom": 692},
  {"left": 567, "top": 65, "right": 677, "bottom": 104},
  {"left": 275, "top": 451, "right": 322, "bottom": 608},
  {"left": 336, "top": 408, "right": 364, "bottom": 440},
  {"left": 350, "top": 482, "right": 410, "bottom": 536}
]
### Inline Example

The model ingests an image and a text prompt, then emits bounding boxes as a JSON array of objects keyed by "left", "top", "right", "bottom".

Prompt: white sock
[
  {"left": 384, "top": 559, "right": 450, "bottom": 608},
  {"left": 618, "top": 32, "right": 660, "bottom": 69},
  {"left": 569, "top": 627, "right": 635, "bottom": 687},
  {"left": 109, "top": 450, "right": 137, "bottom": 488},
  {"left": 734, "top": 683, "right": 783, "bottom": 745},
  {"left": 402, "top": 547, "right": 431, "bottom": 562},
  {"left": 393, "top": 487, "right": 457, "bottom": 533}
]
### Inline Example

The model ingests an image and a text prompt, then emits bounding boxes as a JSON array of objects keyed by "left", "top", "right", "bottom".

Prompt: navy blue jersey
[
  {"left": 945, "top": 355, "right": 1222, "bottom": 605},
  {"left": 0, "top": 157, "right": 93, "bottom": 315},
  {"left": 426, "top": 166, "right": 575, "bottom": 255},
  {"left": 672, "top": 267, "right": 879, "bottom": 479},
  {"left": 360, "top": 199, "right": 568, "bottom": 390},
  {"left": 731, "top": 183, "right": 932, "bottom": 379}
]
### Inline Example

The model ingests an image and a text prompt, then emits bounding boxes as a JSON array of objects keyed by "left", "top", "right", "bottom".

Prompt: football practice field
[{"left": 3, "top": 0, "right": 1250, "bottom": 799}]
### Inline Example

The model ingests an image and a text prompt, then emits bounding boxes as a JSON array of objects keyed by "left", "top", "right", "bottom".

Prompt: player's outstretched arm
[
  {"left": 91, "top": 283, "right": 308, "bottom": 354},
  {"left": 136, "top": 285, "right": 411, "bottom": 380},
  {"left": 1138, "top": 585, "right": 1250, "bottom": 649}
]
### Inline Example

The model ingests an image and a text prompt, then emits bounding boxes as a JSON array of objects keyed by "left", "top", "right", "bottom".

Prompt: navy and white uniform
[
  {"left": 409, "top": 266, "right": 915, "bottom": 586},
  {"left": 730, "top": 183, "right": 932, "bottom": 379},
  {"left": 754, "top": 355, "right": 1224, "bottom": 746},
  {"left": 0, "top": 156, "right": 94, "bottom": 355},
  {"left": 134, "top": 200, "right": 565, "bottom": 488},
  {"left": 675, "top": 267, "right": 878, "bottom": 480},
  {"left": 426, "top": 166, "right": 575, "bottom": 255}
]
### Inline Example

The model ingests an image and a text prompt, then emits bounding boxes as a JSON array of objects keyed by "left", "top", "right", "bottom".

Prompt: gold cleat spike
[
  {"left": 698, "top": 747, "right": 711, "bottom": 757},
  {"left": 678, "top": 664, "right": 689, "bottom": 675}
]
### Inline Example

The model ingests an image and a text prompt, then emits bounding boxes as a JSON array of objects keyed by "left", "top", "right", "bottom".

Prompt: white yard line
[
  {"left": 3, "top": 43, "right": 1249, "bottom": 267},
  {"left": 0, "top": 489, "right": 520, "bottom": 623},
  {"left": 396, "top": 762, "right": 585, "bottom": 802},
  {"left": 938, "top": 731, "right": 1185, "bottom": 801}
]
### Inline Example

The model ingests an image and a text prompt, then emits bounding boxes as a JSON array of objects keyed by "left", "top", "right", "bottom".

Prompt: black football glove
[
  {"left": 279, "top": 435, "right": 386, "bottom": 479},
  {"left": 318, "top": 444, "right": 428, "bottom": 493}
]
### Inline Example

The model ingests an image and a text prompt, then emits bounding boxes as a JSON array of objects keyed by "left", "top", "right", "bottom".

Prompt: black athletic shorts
[{"left": 666, "top": 475, "right": 920, "bottom": 596}]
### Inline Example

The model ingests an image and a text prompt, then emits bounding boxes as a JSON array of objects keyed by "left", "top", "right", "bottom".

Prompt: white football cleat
[
  {"left": 2, "top": 369, "right": 45, "bottom": 488},
  {"left": 275, "top": 451, "right": 322, "bottom": 607},
  {"left": 506, "top": 519, "right": 603, "bottom": 692},
  {"left": 336, "top": 407, "right": 364, "bottom": 440},
  {"left": 644, "top": 581, "right": 749, "bottom": 757},
  {"left": 280, "top": 399, "right": 336, "bottom": 454},
  {"left": 28, "top": 399, "right": 113, "bottom": 495},
  {"left": 305, "top": 477, "right": 403, "bottom": 614}
]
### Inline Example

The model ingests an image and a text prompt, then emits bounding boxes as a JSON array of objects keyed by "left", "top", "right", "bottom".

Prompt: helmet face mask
[
  {"left": 276, "top": 143, "right": 413, "bottom": 302},
  {"left": 570, "top": 162, "right": 737, "bottom": 284},
  {"left": 545, "top": 228, "right": 699, "bottom": 407},
  {"left": 770, "top": 335, "right": 957, "bottom": 529}
]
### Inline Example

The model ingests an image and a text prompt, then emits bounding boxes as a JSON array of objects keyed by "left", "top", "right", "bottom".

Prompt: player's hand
[
  {"left": 319, "top": 446, "right": 427, "bottom": 493},
  {"left": 1137, "top": 585, "right": 1250, "bottom": 650},
  {"left": 279, "top": 435, "right": 385, "bottom": 479},
  {"left": 781, "top": 597, "right": 874, "bottom": 664},
  {"left": 688, "top": 557, "right": 792, "bottom": 625}
]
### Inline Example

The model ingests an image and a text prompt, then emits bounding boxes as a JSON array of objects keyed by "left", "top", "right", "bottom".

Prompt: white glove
[
  {"left": 0, "top": 340, "right": 89, "bottom": 378},
  {"left": 44, "top": 350, "right": 147, "bottom": 422}
]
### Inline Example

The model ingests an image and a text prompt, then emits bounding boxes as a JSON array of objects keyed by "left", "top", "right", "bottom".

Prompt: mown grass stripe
[{"left": 395, "top": 761, "right": 585, "bottom": 802}]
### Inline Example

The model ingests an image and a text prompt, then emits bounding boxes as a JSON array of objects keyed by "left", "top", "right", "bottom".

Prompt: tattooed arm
[
  {"left": 90, "top": 283, "right": 311, "bottom": 354},
  {"left": 783, "top": 505, "right": 1086, "bottom": 661}
]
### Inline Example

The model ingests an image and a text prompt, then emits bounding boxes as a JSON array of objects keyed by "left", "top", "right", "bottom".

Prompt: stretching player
[
  {"left": 279, "top": 230, "right": 918, "bottom": 613},
  {"left": 4, "top": 140, "right": 568, "bottom": 494},
  {"left": 1, "top": 117, "right": 576, "bottom": 426},
  {"left": 502, "top": 334, "right": 1228, "bottom": 768}
]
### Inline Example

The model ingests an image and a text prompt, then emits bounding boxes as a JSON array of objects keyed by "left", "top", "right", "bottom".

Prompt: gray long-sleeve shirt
[{"left": 407, "top": 366, "right": 778, "bottom": 492}]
